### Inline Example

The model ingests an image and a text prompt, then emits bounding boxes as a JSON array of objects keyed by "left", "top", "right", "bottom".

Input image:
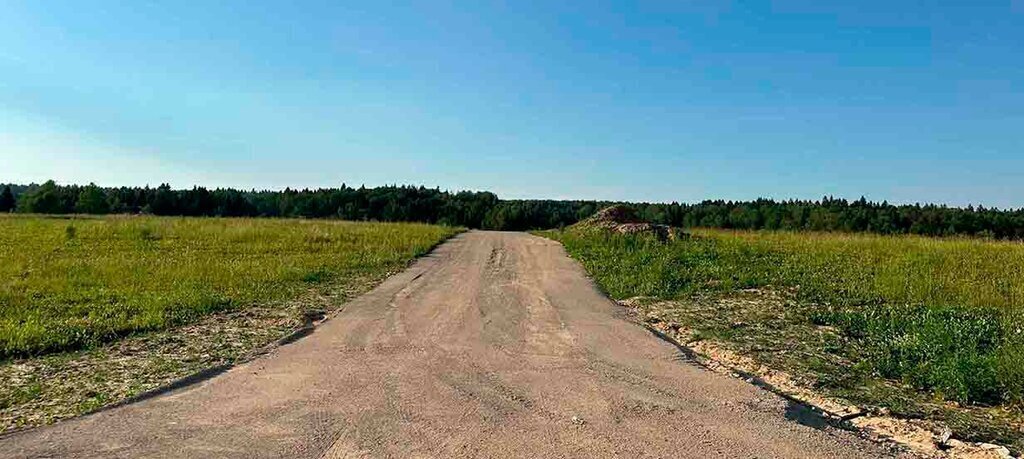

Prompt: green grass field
[
  {"left": 0, "top": 215, "right": 460, "bottom": 358},
  {"left": 545, "top": 227, "right": 1024, "bottom": 409}
]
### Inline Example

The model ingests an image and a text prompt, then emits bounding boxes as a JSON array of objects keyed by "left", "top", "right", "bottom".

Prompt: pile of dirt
[
  {"left": 589, "top": 205, "right": 644, "bottom": 224},
  {"left": 573, "top": 205, "right": 682, "bottom": 241}
]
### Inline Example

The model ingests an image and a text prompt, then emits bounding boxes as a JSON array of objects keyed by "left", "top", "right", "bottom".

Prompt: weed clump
[{"left": 815, "top": 304, "right": 1009, "bottom": 405}]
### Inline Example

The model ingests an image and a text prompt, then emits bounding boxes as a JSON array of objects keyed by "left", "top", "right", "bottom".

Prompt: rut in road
[{"left": 0, "top": 231, "right": 899, "bottom": 458}]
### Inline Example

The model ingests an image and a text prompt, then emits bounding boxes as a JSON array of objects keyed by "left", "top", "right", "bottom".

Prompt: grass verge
[
  {"left": 0, "top": 215, "right": 460, "bottom": 431},
  {"left": 0, "top": 215, "right": 459, "bottom": 357},
  {"left": 541, "top": 227, "right": 1024, "bottom": 451}
]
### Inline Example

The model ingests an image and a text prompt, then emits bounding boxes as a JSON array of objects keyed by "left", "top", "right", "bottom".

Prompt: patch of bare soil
[
  {"left": 0, "top": 274, "right": 382, "bottom": 433},
  {"left": 619, "top": 291, "right": 1022, "bottom": 458}
]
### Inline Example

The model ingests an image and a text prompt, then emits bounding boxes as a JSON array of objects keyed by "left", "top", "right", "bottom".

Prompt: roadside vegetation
[
  {"left": 0, "top": 215, "right": 458, "bottom": 357},
  {"left": 0, "top": 215, "right": 459, "bottom": 430},
  {"left": 543, "top": 223, "right": 1024, "bottom": 449}
]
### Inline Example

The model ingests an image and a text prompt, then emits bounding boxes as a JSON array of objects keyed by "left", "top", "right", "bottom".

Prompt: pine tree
[
  {"left": 149, "top": 184, "right": 178, "bottom": 215},
  {"left": 0, "top": 185, "right": 14, "bottom": 213}
]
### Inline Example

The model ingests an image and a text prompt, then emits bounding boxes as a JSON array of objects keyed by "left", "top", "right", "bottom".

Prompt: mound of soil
[
  {"left": 574, "top": 205, "right": 683, "bottom": 241},
  {"left": 589, "top": 205, "right": 644, "bottom": 224}
]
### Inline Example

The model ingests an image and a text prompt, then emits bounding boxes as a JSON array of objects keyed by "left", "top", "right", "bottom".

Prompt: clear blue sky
[{"left": 2, "top": 1, "right": 1022, "bottom": 207}]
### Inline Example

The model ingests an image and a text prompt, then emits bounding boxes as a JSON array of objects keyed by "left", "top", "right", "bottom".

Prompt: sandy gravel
[{"left": 0, "top": 231, "right": 899, "bottom": 458}]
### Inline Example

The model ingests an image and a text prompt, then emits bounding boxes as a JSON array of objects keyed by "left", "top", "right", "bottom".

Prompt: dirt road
[{"left": 1, "top": 231, "right": 896, "bottom": 458}]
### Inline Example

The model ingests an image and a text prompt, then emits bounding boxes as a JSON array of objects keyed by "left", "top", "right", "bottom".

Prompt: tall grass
[
  {"left": 0, "top": 215, "right": 460, "bottom": 357},
  {"left": 547, "top": 228, "right": 1024, "bottom": 407}
]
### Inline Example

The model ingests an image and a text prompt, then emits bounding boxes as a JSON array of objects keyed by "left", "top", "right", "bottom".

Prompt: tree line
[
  {"left": 0, "top": 181, "right": 500, "bottom": 228},
  {"left": 3, "top": 181, "right": 1024, "bottom": 238}
]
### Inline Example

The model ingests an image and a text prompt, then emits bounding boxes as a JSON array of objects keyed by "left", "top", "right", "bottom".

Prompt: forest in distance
[{"left": 4, "top": 180, "right": 1024, "bottom": 238}]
